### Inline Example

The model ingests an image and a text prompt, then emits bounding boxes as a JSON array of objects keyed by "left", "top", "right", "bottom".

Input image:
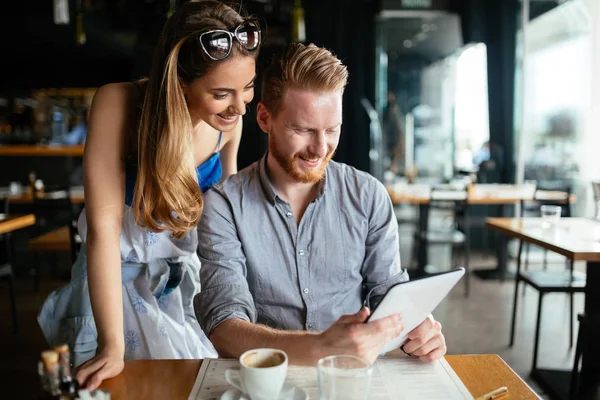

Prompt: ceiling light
[{"left": 415, "top": 32, "right": 427, "bottom": 41}]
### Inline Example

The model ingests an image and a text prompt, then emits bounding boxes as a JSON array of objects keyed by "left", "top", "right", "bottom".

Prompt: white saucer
[{"left": 220, "top": 381, "right": 309, "bottom": 400}]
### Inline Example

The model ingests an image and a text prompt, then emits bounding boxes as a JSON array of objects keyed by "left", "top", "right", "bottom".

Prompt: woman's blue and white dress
[{"left": 38, "top": 136, "right": 224, "bottom": 366}]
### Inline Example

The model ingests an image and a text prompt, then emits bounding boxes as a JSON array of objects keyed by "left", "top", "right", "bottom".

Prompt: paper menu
[
  {"left": 187, "top": 357, "right": 473, "bottom": 400},
  {"left": 371, "top": 357, "right": 472, "bottom": 400}
]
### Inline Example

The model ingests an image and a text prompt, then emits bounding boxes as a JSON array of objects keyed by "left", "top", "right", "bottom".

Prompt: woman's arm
[
  {"left": 76, "top": 83, "right": 135, "bottom": 389},
  {"left": 219, "top": 118, "right": 243, "bottom": 178}
]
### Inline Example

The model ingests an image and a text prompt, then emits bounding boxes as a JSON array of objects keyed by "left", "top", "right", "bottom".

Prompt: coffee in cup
[{"left": 242, "top": 350, "right": 286, "bottom": 368}]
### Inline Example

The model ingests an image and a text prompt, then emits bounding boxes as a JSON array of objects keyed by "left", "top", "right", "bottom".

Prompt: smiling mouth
[
  {"left": 217, "top": 113, "right": 238, "bottom": 120},
  {"left": 299, "top": 156, "right": 321, "bottom": 166}
]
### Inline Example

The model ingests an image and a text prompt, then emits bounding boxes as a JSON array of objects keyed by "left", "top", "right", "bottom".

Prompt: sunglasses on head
[{"left": 198, "top": 20, "right": 261, "bottom": 61}]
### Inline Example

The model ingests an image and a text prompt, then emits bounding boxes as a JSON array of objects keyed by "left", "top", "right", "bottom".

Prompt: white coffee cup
[{"left": 225, "top": 348, "right": 288, "bottom": 400}]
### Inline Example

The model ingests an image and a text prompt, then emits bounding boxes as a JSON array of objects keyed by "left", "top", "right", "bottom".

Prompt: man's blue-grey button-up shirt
[{"left": 195, "top": 155, "right": 408, "bottom": 336}]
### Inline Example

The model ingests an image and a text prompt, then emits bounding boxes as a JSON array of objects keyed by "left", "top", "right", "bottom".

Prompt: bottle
[
  {"left": 39, "top": 350, "right": 61, "bottom": 397},
  {"left": 55, "top": 344, "right": 80, "bottom": 399},
  {"left": 51, "top": 105, "right": 67, "bottom": 143},
  {"left": 28, "top": 171, "right": 37, "bottom": 197}
]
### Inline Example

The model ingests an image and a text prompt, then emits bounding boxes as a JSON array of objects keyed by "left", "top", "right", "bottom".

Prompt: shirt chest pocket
[{"left": 304, "top": 217, "right": 366, "bottom": 297}]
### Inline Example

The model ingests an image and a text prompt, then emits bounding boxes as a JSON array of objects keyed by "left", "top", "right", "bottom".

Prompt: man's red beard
[{"left": 269, "top": 136, "right": 334, "bottom": 183}]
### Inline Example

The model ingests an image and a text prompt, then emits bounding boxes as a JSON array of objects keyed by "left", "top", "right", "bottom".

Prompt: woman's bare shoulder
[{"left": 92, "top": 82, "right": 138, "bottom": 109}]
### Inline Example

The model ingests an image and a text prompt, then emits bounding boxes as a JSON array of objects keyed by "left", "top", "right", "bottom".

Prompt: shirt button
[
  {"left": 298, "top": 250, "right": 305, "bottom": 256},
  {"left": 308, "top": 324, "right": 314, "bottom": 329},
  {"left": 303, "top": 288, "right": 309, "bottom": 294},
  {"left": 286, "top": 211, "right": 293, "bottom": 218}
]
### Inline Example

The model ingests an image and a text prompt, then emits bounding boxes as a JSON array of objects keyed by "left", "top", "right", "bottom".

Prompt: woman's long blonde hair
[{"left": 132, "top": 0, "right": 257, "bottom": 238}]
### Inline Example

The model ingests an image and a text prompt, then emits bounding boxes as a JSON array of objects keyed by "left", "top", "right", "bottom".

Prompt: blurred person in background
[{"left": 383, "top": 91, "right": 405, "bottom": 175}]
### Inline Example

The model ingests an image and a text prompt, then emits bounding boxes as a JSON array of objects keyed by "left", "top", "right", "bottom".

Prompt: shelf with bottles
[{"left": 0, "top": 88, "right": 96, "bottom": 147}]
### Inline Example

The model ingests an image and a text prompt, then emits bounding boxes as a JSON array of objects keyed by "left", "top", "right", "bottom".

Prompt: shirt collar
[
  {"left": 258, "top": 153, "right": 279, "bottom": 205},
  {"left": 258, "top": 153, "right": 329, "bottom": 205}
]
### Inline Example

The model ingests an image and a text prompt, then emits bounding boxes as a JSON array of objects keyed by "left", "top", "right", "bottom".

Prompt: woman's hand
[{"left": 75, "top": 347, "right": 125, "bottom": 391}]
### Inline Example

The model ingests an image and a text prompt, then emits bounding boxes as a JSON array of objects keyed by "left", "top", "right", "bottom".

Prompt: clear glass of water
[
  {"left": 540, "top": 205, "right": 562, "bottom": 228},
  {"left": 317, "top": 355, "right": 373, "bottom": 400}
]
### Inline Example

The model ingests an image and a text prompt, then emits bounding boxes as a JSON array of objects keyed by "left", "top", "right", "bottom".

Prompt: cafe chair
[
  {"left": 412, "top": 185, "right": 471, "bottom": 296},
  {"left": 519, "top": 186, "right": 572, "bottom": 273},
  {"left": 509, "top": 240, "right": 586, "bottom": 371},
  {"left": 28, "top": 186, "right": 81, "bottom": 292}
]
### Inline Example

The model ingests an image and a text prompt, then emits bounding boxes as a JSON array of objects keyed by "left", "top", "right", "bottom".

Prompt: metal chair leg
[
  {"left": 543, "top": 249, "right": 548, "bottom": 271},
  {"left": 570, "top": 316, "right": 585, "bottom": 399},
  {"left": 463, "top": 241, "right": 470, "bottom": 297},
  {"left": 7, "top": 269, "right": 18, "bottom": 333},
  {"left": 510, "top": 240, "right": 523, "bottom": 347},
  {"left": 33, "top": 253, "right": 40, "bottom": 293},
  {"left": 569, "top": 292, "right": 574, "bottom": 349},
  {"left": 532, "top": 292, "right": 545, "bottom": 371},
  {"left": 522, "top": 242, "right": 529, "bottom": 296}
]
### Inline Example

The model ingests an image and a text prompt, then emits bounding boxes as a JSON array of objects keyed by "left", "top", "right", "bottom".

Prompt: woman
[{"left": 38, "top": 0, "right": 261, "bottom": 390}]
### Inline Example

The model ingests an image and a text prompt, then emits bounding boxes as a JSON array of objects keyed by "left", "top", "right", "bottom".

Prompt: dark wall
[
  {"left": 303, "top": 0, "right": 378, "bottom": 173},
  {"left": 0, "top": 2, "right": 139, "bottom": 89},
  {"left": 1, "top": 0, "right": 519, "bottom": 179},
  {"left": 1, "top": 0, "right": 379, "bottom": 174}
]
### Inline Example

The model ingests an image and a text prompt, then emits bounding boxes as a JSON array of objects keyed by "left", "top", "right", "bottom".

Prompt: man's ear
[{"left": 256, "top": 102, "right": 272, "bottom": 134}]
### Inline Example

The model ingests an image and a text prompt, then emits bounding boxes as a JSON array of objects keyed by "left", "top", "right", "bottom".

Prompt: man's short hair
[{"left": 261, "top": 43, "right": 349, "bottom": 117}]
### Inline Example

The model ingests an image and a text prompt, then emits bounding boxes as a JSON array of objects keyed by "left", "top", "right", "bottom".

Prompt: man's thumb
[{"left": 353, "top": 306, "right": 371, "bottom": 323}]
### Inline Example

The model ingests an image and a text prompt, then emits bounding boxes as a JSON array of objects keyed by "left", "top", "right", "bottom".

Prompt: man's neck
[{"left": 265, "top": 153, "right": 321, "bottom": 207}]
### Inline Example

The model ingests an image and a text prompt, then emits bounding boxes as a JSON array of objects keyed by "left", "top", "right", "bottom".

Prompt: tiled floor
[
  {"left": 434, "top": 254, "right": 584, "bottom": 399},
  {"left": 0, "top": 246, "right": 585, "bottom": 399}
]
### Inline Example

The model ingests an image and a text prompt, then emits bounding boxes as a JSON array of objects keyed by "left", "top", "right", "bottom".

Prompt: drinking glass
[
  {"left": 317, "top": 355, "right": 373, "bottom": 400},
  {"left": 540, "top": 205, "right": 561, "bottom": 228}
]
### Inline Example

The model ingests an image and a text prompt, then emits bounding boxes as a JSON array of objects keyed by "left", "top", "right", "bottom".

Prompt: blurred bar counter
[{"left": 0, "top": 144, "right": 84, "bottom": 157}]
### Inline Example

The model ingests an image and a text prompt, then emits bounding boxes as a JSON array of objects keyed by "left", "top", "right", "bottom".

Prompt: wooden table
[
  {"left": 0, "top": 144, "right": 84, "bottom": 156},
  {"left": 386, "top": 184, "right": 574, "bottom": 205},
  {"left": 100, "top": 354, "right": 539, "bottom": 399},
  {"left": 486, "top": 217, "right": 600, "bottom": 400},
  {"left": 0, "top": 213, "right": 36, "bottom": 234}
]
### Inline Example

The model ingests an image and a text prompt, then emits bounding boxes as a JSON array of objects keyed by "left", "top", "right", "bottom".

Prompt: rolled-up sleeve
[
  {"left": 361, "top": 179, "right": 409, "bottom": 310},
  {"left": 194, "top": 187, "right": 257, "bottom": 336}
]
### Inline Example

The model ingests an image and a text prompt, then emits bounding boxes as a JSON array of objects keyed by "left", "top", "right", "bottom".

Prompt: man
[{"left": 195, "top": 43, "right": 446, "bottom": 366}]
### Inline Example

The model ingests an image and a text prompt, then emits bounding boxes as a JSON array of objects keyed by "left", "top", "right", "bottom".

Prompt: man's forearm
[{"left": 210, "top": 319, "right": 323, "bottom": 366}]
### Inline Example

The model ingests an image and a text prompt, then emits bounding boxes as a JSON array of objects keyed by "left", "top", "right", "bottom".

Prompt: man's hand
[
  {"left": 317, "top": 306, "right": 404, "bottom": 364},
  {"left": 401, "top": 315, "right": 446, "bottom": 362}
]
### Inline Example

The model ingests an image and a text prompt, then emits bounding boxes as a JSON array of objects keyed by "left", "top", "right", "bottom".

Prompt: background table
[
  {"left": 0, "top": 214, "right": 36, "bottom": 234},
  {"left": 386, "top": 184, "right": 575, "bottom": 280},
  {"left": 0, "top": 144, "right": 84, "bottom": 157},
  {"left": 486, "top": 217, "right": 600, "bottom": 400},
  {"left": 100, "top": 354, "right": 540, "bottom": 399}
]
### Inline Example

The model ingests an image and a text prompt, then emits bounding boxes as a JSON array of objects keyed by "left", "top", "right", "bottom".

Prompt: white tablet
[{"left": 367, "top": 268, "right": 465, "bottom": 355}]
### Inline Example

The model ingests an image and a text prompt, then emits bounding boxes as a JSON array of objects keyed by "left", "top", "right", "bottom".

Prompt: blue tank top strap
[{"left": 216, "top": 131, "right": 223, "bottom": 151}]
